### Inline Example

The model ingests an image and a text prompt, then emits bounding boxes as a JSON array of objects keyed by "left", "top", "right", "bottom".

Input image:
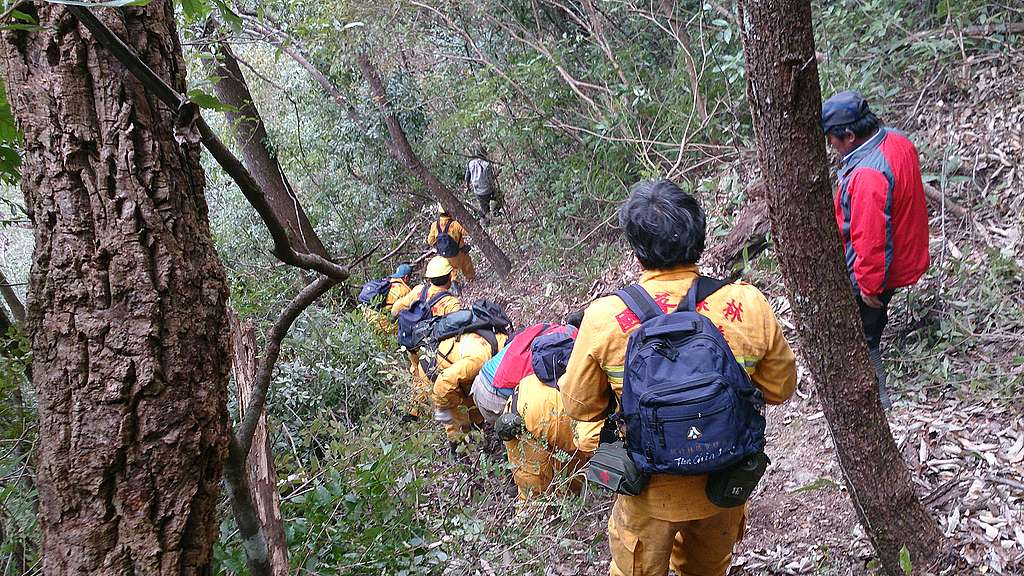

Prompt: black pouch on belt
[
  {"left": 705, "top": 452, "right": 771, "bottom": 508},
  {"left": 584, "top": 419, "right": 649, "bottom": 496}
]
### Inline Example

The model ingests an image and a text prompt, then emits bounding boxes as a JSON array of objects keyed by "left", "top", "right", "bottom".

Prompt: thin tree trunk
[
  {"left": 0, "top": 2, "right": 231, "bottom": 573},
  {"left": 737, "top": 1, "right": 948, "bottom": 574},
  {"left": 229, "top": 314, "right": 288, "bottom": 576},
  {"left": 354, "top": 51, "right": 513, "bottom": 278},
  {"left": 210, "top": 39, "right": 329, "bottom": 259},
  {"left": 0, "top": 269, "right": 25, "bottom": 324}
]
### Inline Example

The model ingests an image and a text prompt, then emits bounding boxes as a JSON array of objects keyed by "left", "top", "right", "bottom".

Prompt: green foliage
[
  {"left": 187, "top": 88, "right": 237, "bottom": 112},
  {"left": 0, "top": 326, "right": 38, "bottom": 575},
  {"left": 0, "top": 79, "right": 21, "bottom": 184},
  {"left": 899, "top": 545, "right": 912, "bottom": 574}
]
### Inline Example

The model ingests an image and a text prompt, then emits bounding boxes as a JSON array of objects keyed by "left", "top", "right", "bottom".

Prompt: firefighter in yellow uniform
[
  {"left": 427, "top": 205, "right": 476, "bottom": 282},
  {"left": 561, "top": 180, "right": 797, "bottom": 576},
  {"left": 503, "top": 373, "right": 604, "bottom": 502},
  {"left": 363, "top": 264, "right": 413, "bottom": 333},
  {"left": 391, "top": 257, "right": 462, "bottom": 420},
  {"left": 432, "top": 329, "right": 508, "bottom": 445}
]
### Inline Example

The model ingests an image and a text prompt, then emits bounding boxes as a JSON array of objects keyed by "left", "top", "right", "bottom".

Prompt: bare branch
[{"left": 235, "top": 276, "right": 338, "bottom": 456}]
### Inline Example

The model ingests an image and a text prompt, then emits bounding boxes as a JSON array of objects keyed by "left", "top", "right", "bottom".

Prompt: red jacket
[{"left": 834, "top": 128, "right": 930, "bottom": 296}]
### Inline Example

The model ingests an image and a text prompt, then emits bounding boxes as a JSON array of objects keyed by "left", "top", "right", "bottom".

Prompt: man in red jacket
[{"left": 822, "top": 91, "right": 930, "bottom": 408}]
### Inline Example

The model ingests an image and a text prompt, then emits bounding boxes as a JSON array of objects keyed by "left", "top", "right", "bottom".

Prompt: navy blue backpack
[
  {"left": 358, "top": 278, "right": 392, "bottom": 308},
  {"left": 616, "top": 278, "right": 766, "bottom": 476},
  {"left": 397, "top": 287, "right": 451, "bottom": 350},
  {"left": 435, "top": 218, "right": 460, "bottom": 258}
]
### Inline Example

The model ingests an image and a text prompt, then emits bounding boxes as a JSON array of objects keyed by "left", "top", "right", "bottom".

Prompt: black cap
[{"left": 821, "top": 90, "right": 870, "bottom": 132}]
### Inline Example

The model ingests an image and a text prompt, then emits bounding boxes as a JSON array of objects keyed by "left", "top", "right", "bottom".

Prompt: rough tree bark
[
  {"left": 211, "top": 38, "right": 329, "bottom": 259},
  {"left": 737, "top": 1, "right": 948, "bottom": 574},
  {"left": 355, "top": 51, "right": 513, "bottom": 278},
  {"left": 228, "top": 314, "right": 288, "bottom": 576},
  {"left": 0, "top": 2, "right": 232, "bottom": 573}
]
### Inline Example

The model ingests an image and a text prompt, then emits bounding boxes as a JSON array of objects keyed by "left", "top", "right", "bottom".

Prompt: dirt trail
[{"left": 433, "top": 49, "right": 1024, "bottom": 574}]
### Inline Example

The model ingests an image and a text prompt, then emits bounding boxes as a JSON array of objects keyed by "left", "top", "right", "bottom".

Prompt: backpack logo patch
[{"left": 687, "top": 426, "right": 702, "bottom": 440}]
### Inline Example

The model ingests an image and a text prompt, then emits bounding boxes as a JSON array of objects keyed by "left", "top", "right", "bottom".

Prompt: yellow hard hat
[
  {"left": 436, "top": 203, "right": 446, "bottom": 215},
  {"left": 425, "top": 256, "right": 453, "bottom": 279}
]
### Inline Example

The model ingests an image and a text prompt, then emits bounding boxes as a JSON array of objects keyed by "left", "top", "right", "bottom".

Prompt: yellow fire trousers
[
  {"left": 446, "top": 250, "right": 476, "bottom": 282},
  {"left": 607, "top": 498, "right": 746, "bottom": 576}
]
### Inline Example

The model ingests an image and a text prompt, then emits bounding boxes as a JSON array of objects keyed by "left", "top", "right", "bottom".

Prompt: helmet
[
  {"left": 436, "top": 203, "right": 447, "bottom": 215},
  {"left": 424, "top": 256, "right": 453, "bottom": 279},
  {"left": 494, "top": 411, "right": 525, "bottom": 441},
  {"left": 391, "top": 263, "right": 413, "bottom": 279}
]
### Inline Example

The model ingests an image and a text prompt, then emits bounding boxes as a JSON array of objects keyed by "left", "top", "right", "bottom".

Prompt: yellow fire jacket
[
  {"left": 505, "top": 374, "right": 604, "bottom": 501},
  {"left": 385, "top": 278, "right": 412, "bottom": 308},
  {"left": 433, "top": 331, "right": 508, "bottom": 410},
  {"left": 427, "top": 216, "right": 467, "bottom": 248},
  {"left": 389, "top": 283, "right": 461, "bottom": 318},
  {"left": 560, "top": 264, "right": 797, "bottom": 522},
  {"left": 363, "top": 279, "right": 413, "bottom": 333}
]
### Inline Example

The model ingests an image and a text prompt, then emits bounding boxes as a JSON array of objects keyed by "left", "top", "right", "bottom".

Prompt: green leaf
[
  {"left": 211, "top": 0, "right": 241, "bottom": 32},
  {"left": 899, "top": 545, "right": 912, "bottom": 575},
  {"left": 178, "top": 0, "right": 211, "bottom": 23},
  {"left": 788, "top": 477, "right": 840, "bottom": 494},
  {"left": 0, "top": 78, "right": 22, "bottom": 184},
  {"left": 10, "top": 10, "right": 36, "bottom": 22},
  {"left": 186, "top": 89, "right": 235, "bottom": 112}
]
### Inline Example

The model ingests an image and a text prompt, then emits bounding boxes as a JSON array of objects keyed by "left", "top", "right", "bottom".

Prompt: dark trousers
[
  {"left": 856, "top": 290, "right": 895, "bottom": 351},
  {"left": 476, "top": 193, "right": 494, "bottom": 215}
]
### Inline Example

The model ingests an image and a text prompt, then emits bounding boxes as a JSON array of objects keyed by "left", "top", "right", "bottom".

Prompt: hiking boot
[
  {"left": 401, "top": 413, "right": 420, "bottom": 423},
  {"left": 868, "top": 347, "right": 892, "bottom": 410}
]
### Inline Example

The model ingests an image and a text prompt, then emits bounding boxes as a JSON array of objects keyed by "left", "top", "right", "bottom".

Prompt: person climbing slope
[
  {"left": 427, "top": 204, "right": 476, "bottom": 283},
  {"left": 391, "top": 257, "right": 462, "bottom": 420},
  {"left": 499, "top": 330, "right": 603, "bottom": 502},
  {"left": 821, "top": 90, "right": 930, "bottom": 409},
  {"left": 470, "top": 311, "right": 584, "bottom": 424},
  {"left": 358, "top": 263, "right": 413, "bottom": 333},
  {"left": 421, "top": 300, "right": 512, "bottom": 450},
  {"left": 464, "top": 144, "right": 498, "bottom": 217},
  {"left": 561, "top": 180, "right": 797, "bottom": 576}
]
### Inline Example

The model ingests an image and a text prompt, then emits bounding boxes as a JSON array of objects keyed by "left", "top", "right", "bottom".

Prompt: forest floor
[{"left": 399, "top": 48, "right": 1024, "bottom": 576}]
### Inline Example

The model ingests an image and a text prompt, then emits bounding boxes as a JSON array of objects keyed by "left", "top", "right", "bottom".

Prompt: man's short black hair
[
  {"left": 826, "top": 111, "right": 880, "bottom": 140},
  {"left": 429, "top": 273, "right": 451, "bottom": 287},
  {"left": 619, "top": 179, "right": 706, "bottom": 270},
  {"left": 564, "top": 308, "right": 586, "bottom": 329}
]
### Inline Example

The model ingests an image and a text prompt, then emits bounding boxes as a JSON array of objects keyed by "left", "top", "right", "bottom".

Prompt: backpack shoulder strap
[
  {"left": 510, "top": 386, "right": 521, "bottom": 416},
  {"left": 418, "top": 284, "right": 431, "bottom": 303},
  {"left": 683, "top": 276, "right": 729, "bottom": 311},
  {"left": 475, "top": 329, "right": 499, "bottom": 357},
  {"left": 616, "top": 284, "right": 662, "bottom": 323},
  {"left": 441, "top": 217, "right": 452, "bottom": 234},
  {"left": 426, "top": 289, "right": 451, "bottom": 309}
]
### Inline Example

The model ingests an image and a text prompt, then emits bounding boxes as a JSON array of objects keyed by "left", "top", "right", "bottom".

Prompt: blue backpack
[
  {"left": 616, "top": 278, "right": 766, "bottom": 476},
  {"left": 358, "top": 278, "right": 392, "bottom": 308},
  {"left": 435, "top": 218, "right": 460, "bottom": 258},
  {"left": 397, "top": 287, "right": 451, "bottom": 350}
]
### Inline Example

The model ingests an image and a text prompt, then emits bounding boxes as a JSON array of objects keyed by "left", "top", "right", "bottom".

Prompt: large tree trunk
[
  {"left": 211, "top": 39, "right": 329, "bottom": 259},
  {"left": 737, "top": 1, "right": 948, "bottom": 574},
  {"left": 228, "top": 314, "right": 288, "bottom": 576},
  {"left": 0, "top": 2, "right": 231, "bottom": 574},
  {"left": 354, "top": 52, "right": 513, "bottom": 278}
]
